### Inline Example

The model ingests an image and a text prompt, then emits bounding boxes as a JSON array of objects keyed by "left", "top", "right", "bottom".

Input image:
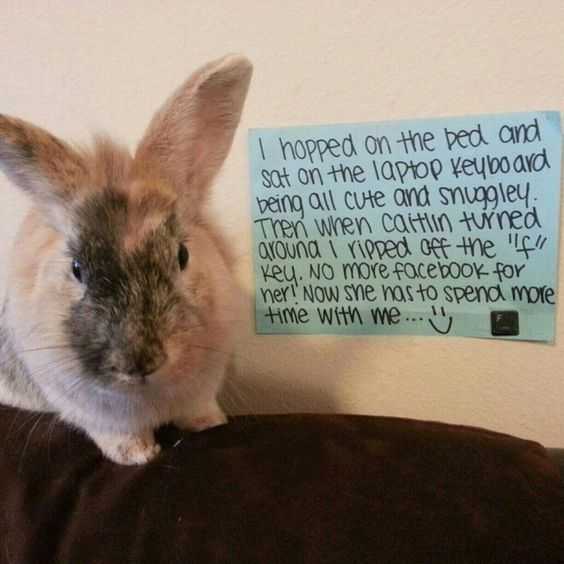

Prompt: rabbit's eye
[
  {"left": 178, "top": 243, "right": 189, "bottom": 270},
  {"left": 72, "top": 259, "right": 83, "bottom": 282}
]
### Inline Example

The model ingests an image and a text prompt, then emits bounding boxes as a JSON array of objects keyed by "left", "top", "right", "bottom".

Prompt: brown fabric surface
[
  {"left": 547, "top": 449, "right": 564, "bottom": 479},
  {"left": 0, "top": 407, "right": 562, "bottom": 564}
]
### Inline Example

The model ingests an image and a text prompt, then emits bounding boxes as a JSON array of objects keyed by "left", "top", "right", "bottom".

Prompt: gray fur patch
[{"left": 65, "top": 190, "right": 187, "bottom": 382}]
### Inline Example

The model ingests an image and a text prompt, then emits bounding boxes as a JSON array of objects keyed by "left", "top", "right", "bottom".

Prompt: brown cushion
[
  {"left": 547, "top": 449, "right": 564, "bottom": 479},
  {"left": 0, "top": 407, "right": 562, "bottom": 563}
]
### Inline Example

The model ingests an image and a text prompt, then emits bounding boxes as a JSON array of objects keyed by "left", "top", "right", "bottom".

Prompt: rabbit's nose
[{"left": 113, "top": 345, "right": 167, "bottom": 380}]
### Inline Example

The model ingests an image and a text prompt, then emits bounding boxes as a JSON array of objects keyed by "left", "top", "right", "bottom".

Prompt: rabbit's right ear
[
  {"left": 0, "top": 115, "right": 88, "bottom": 230},
  {"left": 132, "top": 55, "right": 253, "bottom": 217}
]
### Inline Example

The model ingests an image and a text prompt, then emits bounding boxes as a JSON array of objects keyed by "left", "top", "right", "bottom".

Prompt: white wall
[{"left": 1, "top": 1, "right": 563, "bottom": 445}]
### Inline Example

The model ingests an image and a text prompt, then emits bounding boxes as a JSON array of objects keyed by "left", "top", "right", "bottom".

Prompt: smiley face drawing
[{"left": 428, "top": 306, "right": 453, "bottom": 335}]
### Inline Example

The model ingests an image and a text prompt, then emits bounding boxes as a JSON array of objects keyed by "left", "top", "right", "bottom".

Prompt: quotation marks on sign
[{"left": 508, "top": 232, "right": 547, "bottom": 260}]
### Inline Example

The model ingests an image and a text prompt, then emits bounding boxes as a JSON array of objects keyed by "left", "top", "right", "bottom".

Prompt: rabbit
[{"left": 0, "top": 54, "right": 252, "bottom": 465}]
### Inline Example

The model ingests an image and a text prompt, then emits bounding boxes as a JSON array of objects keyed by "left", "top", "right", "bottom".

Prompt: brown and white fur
[{"left": 0, "top": 55, "right": 252, "bottom": 464}]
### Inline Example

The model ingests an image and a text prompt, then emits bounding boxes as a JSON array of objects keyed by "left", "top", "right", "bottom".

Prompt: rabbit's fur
[{"left": 0, "top": 55, "right": 252, "bottom": 464}]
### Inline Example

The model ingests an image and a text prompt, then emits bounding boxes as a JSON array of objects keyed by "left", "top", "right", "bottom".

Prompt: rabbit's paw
[
  {"left": 174, "top": 403, "right": 227, "bottom": 432},
  {"left": 89, "top": 430, "right": 161, "bottom": 465}
]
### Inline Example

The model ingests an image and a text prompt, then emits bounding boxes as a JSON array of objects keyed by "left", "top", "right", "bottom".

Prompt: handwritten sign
[{"left": 249, "top": 112, "right": 562, "bottom": 341}]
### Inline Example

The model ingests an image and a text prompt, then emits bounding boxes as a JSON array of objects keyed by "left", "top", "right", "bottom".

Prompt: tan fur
[
  {"left": 11, "top": 210, "right": 61, "bottom": 296},
  {"left": 122, "top": 179, "right": 178, "bottom": 252},
  {"left": 132, "top": 55, "right": 253, "bottom": 217},
  {"left": 0, "top": 55, "right": 252, "bottom": 465},
  {"left": 85, "top": 136, "right": 132, "bottom": 188},
  {"left": 0, "top": 115, "right": 88, "bottom": 200}
]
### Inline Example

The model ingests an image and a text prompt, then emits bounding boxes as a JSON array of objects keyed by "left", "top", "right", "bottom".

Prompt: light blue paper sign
[{"left": 249, "top": 112, "right": 562, "bottom": 341}]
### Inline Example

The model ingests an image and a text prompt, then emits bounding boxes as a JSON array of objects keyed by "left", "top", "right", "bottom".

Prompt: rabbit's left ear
[
  {"left": 132, "top": 54, "right": 253, "bottom": 215},
  {"left": 0, "top": 115, "right": 88, "bottom": 229}
]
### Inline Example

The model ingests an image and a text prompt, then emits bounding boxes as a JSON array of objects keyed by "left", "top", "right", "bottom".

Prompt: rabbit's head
[{"left": 0, "top": 55, "right": 251, "bottom": 391}]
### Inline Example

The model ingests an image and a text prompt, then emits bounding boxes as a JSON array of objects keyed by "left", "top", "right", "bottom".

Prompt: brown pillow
[{"left": 0, "top": 407, "right": 562, "bottom": 563}]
